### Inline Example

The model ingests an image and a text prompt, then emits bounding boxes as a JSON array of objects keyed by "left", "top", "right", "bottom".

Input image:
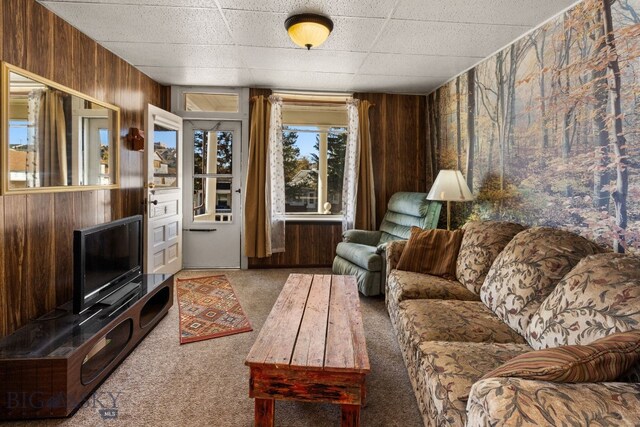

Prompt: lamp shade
[
  {"left": 285, "top": 14, "right": 333, "bottom": 49},
  {"left": 427, "top": 170, "right": 474, "bottom": 202}
]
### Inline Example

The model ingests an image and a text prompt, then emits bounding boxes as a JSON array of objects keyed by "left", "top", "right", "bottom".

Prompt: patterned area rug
[{"left": 176, "top": 275, "right": 252, "bottom": 344}]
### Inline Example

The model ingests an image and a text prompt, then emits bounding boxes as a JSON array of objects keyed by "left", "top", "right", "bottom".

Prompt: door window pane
[
  {"left": 193, "top": 177, "right": 233, "bottom": 223},
  {"left": 153, "top": 125, "right": 178, "bottom": 188},
  {"left": 193, "top": 130, "right": 233, "bottom": 175}
]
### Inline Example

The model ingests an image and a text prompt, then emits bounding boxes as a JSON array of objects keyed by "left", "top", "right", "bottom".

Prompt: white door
[
  {"left": 183, "top": 120, "right": 242, "bottom": 268},
  {"left": 144, "top": 104, "right": 183, "bottom": 275}
]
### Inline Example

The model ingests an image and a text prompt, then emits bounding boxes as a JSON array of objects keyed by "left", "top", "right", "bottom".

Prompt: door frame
[{"left": 171, "top": 86, "right": 250, "bottom": 269}]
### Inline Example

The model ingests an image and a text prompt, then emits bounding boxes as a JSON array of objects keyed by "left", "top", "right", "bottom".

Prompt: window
[
  {"left": 184, "top": 93, "right": 239, "bottom": 113},
  {"left": 282, "top": 125, "right": 347, "bottom": 215}
]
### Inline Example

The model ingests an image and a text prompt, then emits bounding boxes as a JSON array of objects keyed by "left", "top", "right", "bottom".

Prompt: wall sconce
[{"left": 126, "top": 127, "right": 145, "bottom": 151}]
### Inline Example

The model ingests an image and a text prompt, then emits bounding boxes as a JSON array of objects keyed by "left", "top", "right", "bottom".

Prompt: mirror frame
[{"left": 1, "top": 62, "right": 121, "bottom": 194}]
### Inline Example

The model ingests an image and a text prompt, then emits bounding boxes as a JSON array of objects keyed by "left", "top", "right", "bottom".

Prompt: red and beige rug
[{"left": 176, "top": 275, "right": 252, "bottom": 344}]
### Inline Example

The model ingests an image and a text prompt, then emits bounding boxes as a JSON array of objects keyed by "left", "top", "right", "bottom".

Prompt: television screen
[{"left": 74, "top": 215, "right": 142, "bottom": 314}]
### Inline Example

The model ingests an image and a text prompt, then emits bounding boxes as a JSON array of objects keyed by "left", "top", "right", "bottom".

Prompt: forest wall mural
[{"left": 427, "top": 0, "right": 640, "bottom": 253}]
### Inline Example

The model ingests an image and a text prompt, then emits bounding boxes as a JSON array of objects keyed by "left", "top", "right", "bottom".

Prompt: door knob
[
  {"left": 235, "top": 188, "right": 241, "bottom": 193},
  {"left": 147, "top": 182, "right": 156, "bottom": 189},
  {"left": 150, "top": 200, "right": 158, "bottom": 205}
]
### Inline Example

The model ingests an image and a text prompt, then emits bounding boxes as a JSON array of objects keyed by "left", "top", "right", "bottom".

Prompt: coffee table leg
[
  {"left": 341, "top": 404, "right": 360, "bottom": 426},
  {"left": 255, "top": 398, "right": 274, "bottom": 427}
]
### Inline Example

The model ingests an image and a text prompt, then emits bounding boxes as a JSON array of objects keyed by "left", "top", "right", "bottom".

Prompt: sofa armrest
[
  {"left": 385, "top": 240, "right": 407, "bottom": 279},
  {"left": 342, "top": 229, "right": 381, "bottom": 246},
  {"left": 466, "top": 377, "right": 640, "bottom": 427}
]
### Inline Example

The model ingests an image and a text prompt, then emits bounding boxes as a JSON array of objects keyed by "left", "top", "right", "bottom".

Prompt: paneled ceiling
[{"left": 39, "top": 0, "right": 579, "bottom": 94}]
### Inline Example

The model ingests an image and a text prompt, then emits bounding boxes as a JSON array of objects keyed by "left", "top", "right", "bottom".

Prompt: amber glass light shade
[{"left": 285, "top": 14, "right": 333, "bottom": 50}]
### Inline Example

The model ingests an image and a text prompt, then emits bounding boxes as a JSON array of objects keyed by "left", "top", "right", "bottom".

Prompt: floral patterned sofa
[{"left": 385, "top": 221, "right": 640, "bottom": 426}]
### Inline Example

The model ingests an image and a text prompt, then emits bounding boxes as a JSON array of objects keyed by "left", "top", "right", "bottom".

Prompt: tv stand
[{"left": 0, "top": 274, "right": 173, "bottom": 420}]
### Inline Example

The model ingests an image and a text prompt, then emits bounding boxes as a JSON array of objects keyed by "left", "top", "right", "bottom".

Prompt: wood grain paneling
[
  {"left": 0, "top": 0, "right": 168, "bottom": 337},
  {"left": 355, "top": 93, "right": 428, "bottom": 228},
  {"left": 248, "top": 222, "right": 342, "bottom": 268}
]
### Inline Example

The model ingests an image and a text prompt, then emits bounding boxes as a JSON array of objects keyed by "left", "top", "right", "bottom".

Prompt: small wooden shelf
[{"left": 0, "top": 274, "right": 174, "bottom": 420}]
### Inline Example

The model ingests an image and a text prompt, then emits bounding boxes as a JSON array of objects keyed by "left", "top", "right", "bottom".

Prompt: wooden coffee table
[{"left": 245, "top": 274, "right": 370, "bottom": 426}]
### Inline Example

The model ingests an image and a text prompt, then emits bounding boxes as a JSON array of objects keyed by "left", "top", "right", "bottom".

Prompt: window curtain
[
  {"left": 244, "top": 95, "right": 271, "bottom": 258},
  {"left": 29, "top": 88, "right": 68, "bottom": 187},
  {"left": 342, "top": 99, "right": 360, "bottom": 232},
  {"left": 267, "top": 95, "right": 285, "bottom": 254},
  {"left": 355, "top": 100, "right": 376, "bottom": 230}
]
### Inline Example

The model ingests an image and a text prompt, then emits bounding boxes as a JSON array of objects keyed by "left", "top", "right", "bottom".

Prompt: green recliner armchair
[{"left": 332, "top": 192, "right": 441, "bottom": 296}]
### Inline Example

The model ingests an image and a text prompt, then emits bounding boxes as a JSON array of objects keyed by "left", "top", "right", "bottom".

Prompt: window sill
[{"left": 285, "top": 214, "right": 343, "bottom": 223}]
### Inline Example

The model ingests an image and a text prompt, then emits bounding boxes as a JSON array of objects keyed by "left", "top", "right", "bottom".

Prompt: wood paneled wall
[
  {"left": 0, "top": 0, "right": 168, "bottom": 337},
  {"left": 355, "top": 93, "right": 429, "bottom": 228},
  {"left": 248, "top": 92, "right": 429, "bottom": 268},
  {"left": 248, "top": 222, "right": 343, "bottom": 268}
]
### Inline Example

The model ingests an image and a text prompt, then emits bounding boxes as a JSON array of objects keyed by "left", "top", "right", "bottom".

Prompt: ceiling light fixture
[{"left": 285, "top": 13, "right": 334, "bottom": 50}]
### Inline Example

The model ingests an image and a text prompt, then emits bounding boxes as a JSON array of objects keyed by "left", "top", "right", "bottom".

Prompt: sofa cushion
[
  {"left": 335, "top": 242, "right": 382, "bottom": 271},
  {"left": 397, "top": 227, "right": 464, "bottom": 278},
  {"left": 417, "top": 341, "right": 530, "bottom": 427},
  {"left": 456, "top": 221, "right": 526, "bottom": 295},
  {"left": 480, "top": 227, "right": 602, "bottom": 336},
  {"left": 526, "top": 253, "right": 640, "bottom": 350},
  {"left": 483, "top": 330, "right": 640, "bottom": 382},
  {"left": 398, "top": 300, "right": 527, "bottom": 344},
  {"left": 387, "top": 270, "right": 480, "bottom": 308},
  {"left": 466, "top": 377, "right": 640, "bottom": 427}
]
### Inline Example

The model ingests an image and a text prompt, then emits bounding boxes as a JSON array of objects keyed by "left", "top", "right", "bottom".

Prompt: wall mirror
[{"left": 2, "top": 63, "right": 120, "bottom": 194}]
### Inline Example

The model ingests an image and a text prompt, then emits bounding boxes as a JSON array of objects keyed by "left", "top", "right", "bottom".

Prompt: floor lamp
[{"left": 426, "top": 170, "right": 474, "bottom": 230}]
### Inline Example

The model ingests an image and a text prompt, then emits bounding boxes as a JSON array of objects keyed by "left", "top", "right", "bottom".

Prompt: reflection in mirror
[{"left": 4, "top": 64, "right": 119, "bottom": 192}]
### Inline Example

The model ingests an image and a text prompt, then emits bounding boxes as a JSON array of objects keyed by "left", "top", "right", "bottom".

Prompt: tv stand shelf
[{"left": 0, "top": 274, "right": 173, "bottom": 420}]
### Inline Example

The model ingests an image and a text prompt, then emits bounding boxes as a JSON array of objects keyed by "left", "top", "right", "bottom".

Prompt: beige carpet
[{"left": 7, "top": 269, "right": 422, "bottom": 427}]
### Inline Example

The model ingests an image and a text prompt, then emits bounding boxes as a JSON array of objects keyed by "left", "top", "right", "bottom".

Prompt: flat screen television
[{"left": 73, "top": 215, "right": 143, "bottom": 314}]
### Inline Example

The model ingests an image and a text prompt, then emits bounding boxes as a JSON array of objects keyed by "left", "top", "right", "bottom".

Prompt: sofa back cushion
[
  {"left": 526, "top": 253, "right": 640, "bottom": 350},
  {"left": 378, "top": 192, "right": 441, "bottom": 243},
  {"left": 456, "top": 221, "right": 526, "bottom": 295},
  {"left": 480, "top": 227, "right": 603, "bottom": 336}
]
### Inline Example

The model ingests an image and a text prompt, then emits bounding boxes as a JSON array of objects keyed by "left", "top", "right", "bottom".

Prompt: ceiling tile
[
  {"left": 360, "top": 53, "right": 480, "bottom": 77},
  {"left": 218, "top": 0, "right": 396, "bottom": 18},
  {"left": 239, "top": 47, "right": 366, "bottom": 74},
  {"left": 40, "top": 2, "right": 233, "bottom": 44},
  {"left": 224, "top": 11, "right": 384, "bottom": 52},
  {"left": 250, "top": 70, "right": 354, "bottom": 91},
  {"left": 41, "top": 0, "right": 218, "bottom": 6},
  {"left": 394, "top": 0, "right": 578, "bottom": 26},
  {"left": 102, "top": 42, "right": 245, "bottom": 68},
  {"left": 349, "top": 75, "right": 443, "bottom": 94},
  {"left": 137, "top": 67, "right": 252, "bottom": 86},
  {"left": 373, "top": 19, "right": 528, "bottom": 57}
]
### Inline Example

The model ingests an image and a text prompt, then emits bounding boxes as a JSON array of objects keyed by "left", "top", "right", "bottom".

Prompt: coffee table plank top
[
  {"left": 290, "top": 275, "right": 331, "bottom": 369},
  {"left": 246, "top": 274, "right": 370, "bottom": 374}
]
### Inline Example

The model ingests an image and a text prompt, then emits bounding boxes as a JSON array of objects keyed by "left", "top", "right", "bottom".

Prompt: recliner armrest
[
  {"left": 342, "top": 229, "right": 382, "bottom": 246},
  {"left": 467, "top": 377, "right": 640, "bottom": 427}
]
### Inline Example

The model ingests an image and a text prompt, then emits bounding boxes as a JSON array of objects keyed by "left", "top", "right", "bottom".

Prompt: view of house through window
[{"left": 283, "top": 125, "right": 347, "bottom": 215}]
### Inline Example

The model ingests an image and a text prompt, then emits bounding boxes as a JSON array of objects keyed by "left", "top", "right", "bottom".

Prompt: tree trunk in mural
[
  {"left": 456, "top": 76, "right": 463, "bottom": 170},
  {"left": 533, "top": 29, "right": 550, "bottom": 149},
  {"left": 561, "top": 18, "right": 574, "bottom": 197},
  {"left": 603, "top": 0, "right": 628, "bottom": 253},
  {"left": 466, "top": 68, "right": 476, "bottom": 190},
  {"left": 592, "top": 7, "right": 611, "bottom": 210}
]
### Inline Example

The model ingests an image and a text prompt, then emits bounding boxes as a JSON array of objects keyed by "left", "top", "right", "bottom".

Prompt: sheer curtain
[
  {"left": 342, "top": 99, "right": 360, "bottom": 232},
  {"left": 267, "top": 95, "right": 285, "bottom": 254}
]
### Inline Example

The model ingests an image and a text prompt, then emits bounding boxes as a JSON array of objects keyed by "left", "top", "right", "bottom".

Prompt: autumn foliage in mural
[{"left": 428, "top": 0, "right": 640, "bottom": 253}]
